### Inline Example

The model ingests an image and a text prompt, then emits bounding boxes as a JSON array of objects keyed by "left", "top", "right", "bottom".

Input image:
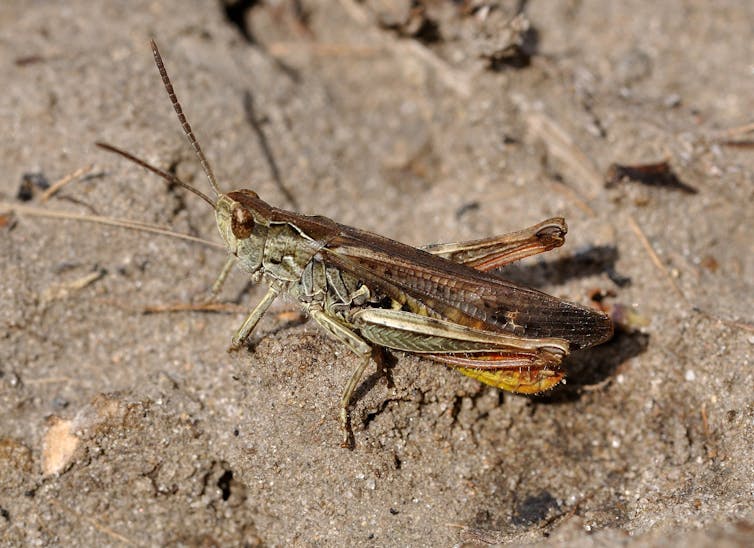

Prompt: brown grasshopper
[{"left": 94, "top": 41, "right": 613, "bottom": 447}]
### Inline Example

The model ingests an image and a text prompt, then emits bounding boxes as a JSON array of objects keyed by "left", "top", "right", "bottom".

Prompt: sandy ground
[{"left": 1, "top": 1, "right": 753, "bottom": 546}]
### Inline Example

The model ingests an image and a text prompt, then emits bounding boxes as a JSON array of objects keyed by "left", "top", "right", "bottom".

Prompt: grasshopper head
[{"left": 215, "top": 190, "right": 271, "bottom": 275}]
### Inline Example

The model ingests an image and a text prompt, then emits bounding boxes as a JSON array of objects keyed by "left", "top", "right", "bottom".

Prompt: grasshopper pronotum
[{"left": 24, "top": 41, "right": 614, "bottom": 447}]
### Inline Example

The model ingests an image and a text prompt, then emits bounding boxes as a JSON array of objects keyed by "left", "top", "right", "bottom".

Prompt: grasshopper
[{"left": 93, "top": 41, "right": 613, "bottom": 447}]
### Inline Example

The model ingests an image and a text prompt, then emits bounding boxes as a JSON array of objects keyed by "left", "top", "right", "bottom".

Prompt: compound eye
[{"left": 230, "top": 204, "right": 254, "bottom": 239}]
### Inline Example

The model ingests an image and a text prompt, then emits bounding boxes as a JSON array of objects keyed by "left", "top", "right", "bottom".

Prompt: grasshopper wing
[{"left": 320, "top": 224, "right": 613, "bottom": 350}]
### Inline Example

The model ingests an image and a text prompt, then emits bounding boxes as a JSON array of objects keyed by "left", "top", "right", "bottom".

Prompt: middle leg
[{"left": 309, "top": 309, "right": 373, "bottom": 448}]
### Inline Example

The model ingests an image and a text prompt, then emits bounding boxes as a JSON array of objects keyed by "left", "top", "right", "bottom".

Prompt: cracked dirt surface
[{"left": 1, "top": 1, "right": 753, "bottom": 546}]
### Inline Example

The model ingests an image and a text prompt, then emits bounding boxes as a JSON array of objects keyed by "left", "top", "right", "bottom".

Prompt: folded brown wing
[{"left": 320, "top": 223, "right": 613, "bottom": 350}]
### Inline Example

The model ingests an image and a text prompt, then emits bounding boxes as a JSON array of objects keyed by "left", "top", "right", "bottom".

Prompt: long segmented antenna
[
  {"left": 150, "top": 39, "right": 222, "bottom": 197},
  {"left": 2, "top": 202, "right": 223, "bottom": 249},
  {"left": 96, "top": 142, "right": 216, "bottom": 208}
]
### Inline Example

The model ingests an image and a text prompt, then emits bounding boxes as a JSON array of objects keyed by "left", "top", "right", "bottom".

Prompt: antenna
[
  {"left": 96, "top": 142, "right": 215, "bottom": 208},
  {"left": 4, "top": 201, "right": 224, "bottom": 249},
  {"left": 150, "top": 39, "right": 221, "bottom": 197}
]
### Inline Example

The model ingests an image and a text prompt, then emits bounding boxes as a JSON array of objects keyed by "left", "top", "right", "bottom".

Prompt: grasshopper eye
[{"left": 231, "top": 204, "right": 254, "bottom": 239}]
